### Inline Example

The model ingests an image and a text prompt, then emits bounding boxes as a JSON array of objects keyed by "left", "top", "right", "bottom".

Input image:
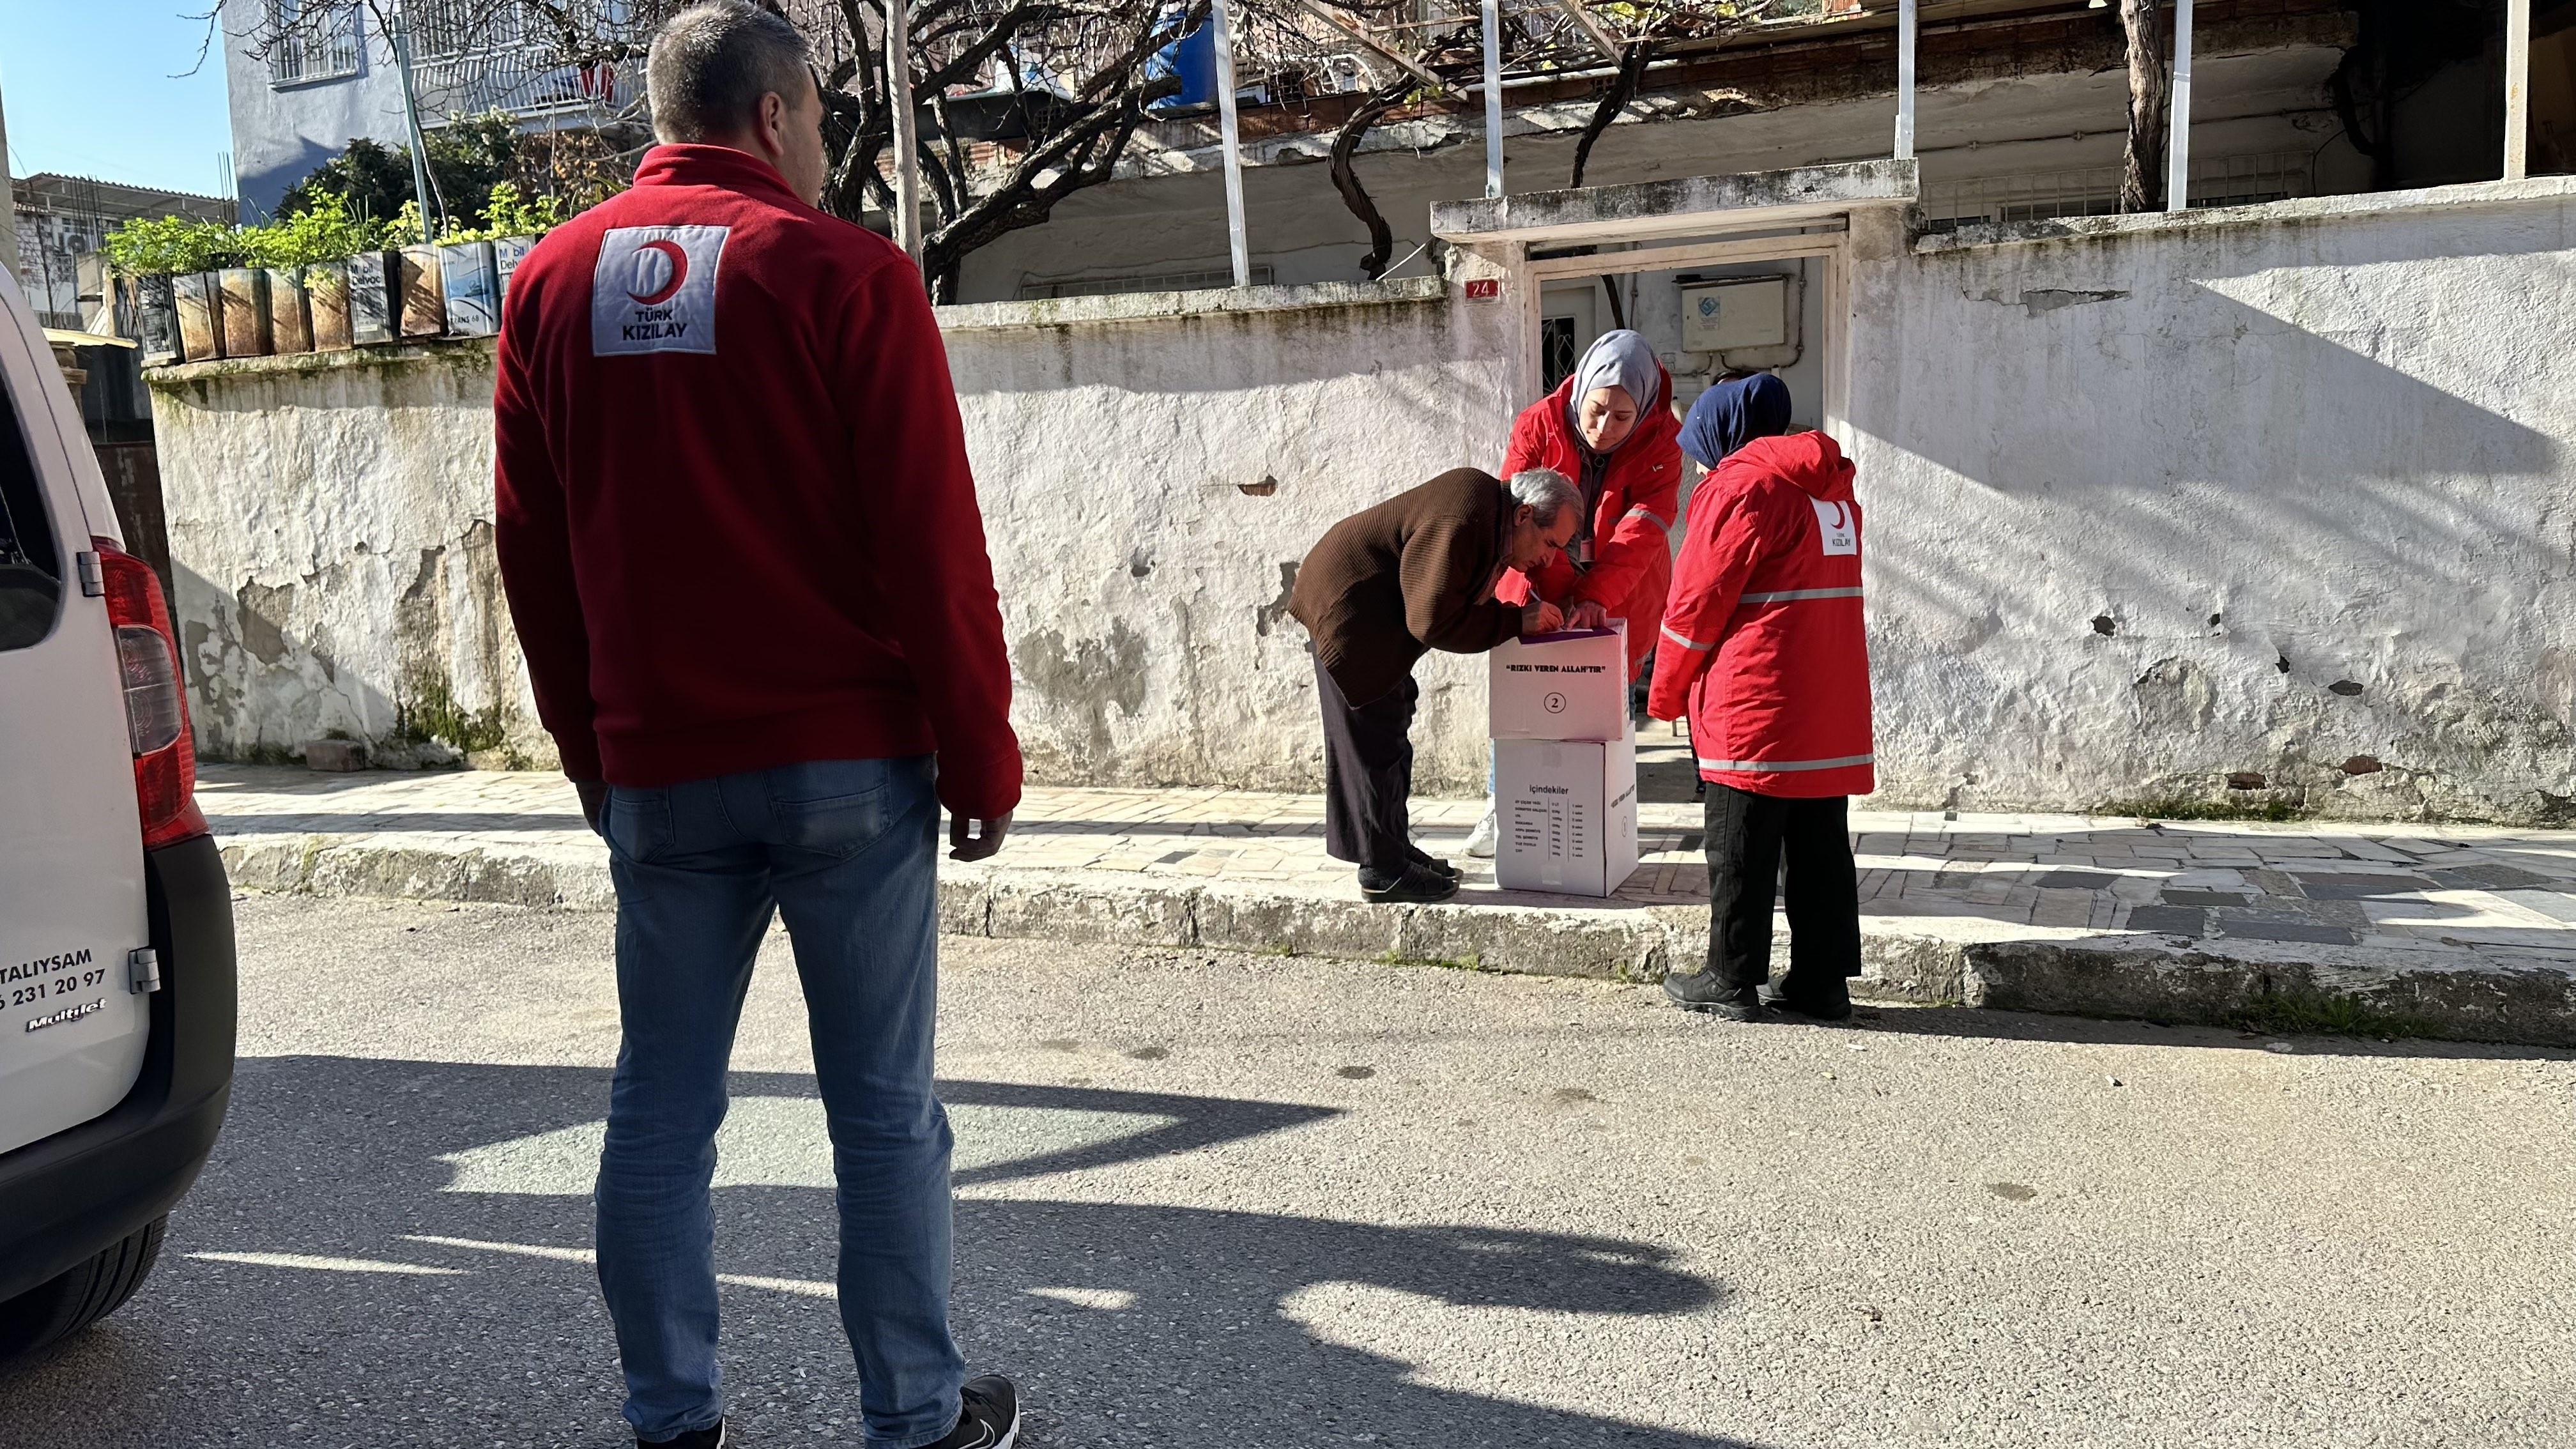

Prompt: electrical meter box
[{"left": 1678, "top": 275, "right": 1793, "bottom": 355}]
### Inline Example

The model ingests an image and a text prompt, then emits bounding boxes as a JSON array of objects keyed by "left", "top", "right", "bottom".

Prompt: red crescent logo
[{"left": 627, "top": 240, "right": 689, "bottom": 306}]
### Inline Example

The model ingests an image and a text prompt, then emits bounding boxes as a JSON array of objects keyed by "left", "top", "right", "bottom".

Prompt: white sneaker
[{"left": 1465, "top": 810, "right": 1499, "bottom": 858}]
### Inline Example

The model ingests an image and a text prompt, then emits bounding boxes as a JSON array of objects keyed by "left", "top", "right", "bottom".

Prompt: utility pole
[
  {"left": 1894, "top": 0, "right": 1916, "bottom": 160},
  {"left": 1480, "top": 0, "right": 1505, "bottom": 197},
  {"left": 0, "top": 75, "right": 19, "bottom": 287},
  {"left": 1211, "top": 0, "right": 1250, "bottom": 286},
  {"left": 2165, "top": 0, "right": 2192, "bottom": 211},
  {"left": 386, "top": 0, "right": 443, "bottom": 238},
  {"left": 887, "top": 0, "right": 924, "bottom": 257}
]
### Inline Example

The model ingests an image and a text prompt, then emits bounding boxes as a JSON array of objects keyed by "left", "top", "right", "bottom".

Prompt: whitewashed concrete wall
[
  {"left": 152, "top": 181, "right": 2576, "bottom": 820},
  {"left": 153, "top": 344, "right": 551, "bottom": 769},
  {"left": 942, "top": 278, "right": 1517, "bottom": 792},
  {"left": 149, "top": 273, "right": 1520, "bottom": 789},
  {"left": 1848, "top": 179, "right": 2576, "bottom": 822}
]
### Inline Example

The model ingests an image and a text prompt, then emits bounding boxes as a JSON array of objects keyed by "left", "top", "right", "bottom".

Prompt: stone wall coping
[
  {"left": 1917, "top": 173, "right": 2576, "bottom": 254},
  {"left": 932, "top": 274, "right": 1449, "bottom": 332},
  {"left": 144, "top": 274, "right": 1454, "bottom": 384}
]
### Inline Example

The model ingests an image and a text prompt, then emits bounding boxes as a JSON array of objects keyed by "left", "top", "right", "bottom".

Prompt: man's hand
[
  {"left": 1521, "top": 601, "right": 1565, "bottom": 636},
  {"left": 1567, "top": 600, "right": 1611, "bottom": 631},
  {"left": 574, "top": 779, "right": 609, "bottom": 836},
  {"left": 951, "top": 811, "right": 1013, "bottom": 862}
]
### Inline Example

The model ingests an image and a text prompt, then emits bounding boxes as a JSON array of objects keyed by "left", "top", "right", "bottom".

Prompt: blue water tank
[{"left": 1147, "top": 6, "right": 1217, "bottom": 109}]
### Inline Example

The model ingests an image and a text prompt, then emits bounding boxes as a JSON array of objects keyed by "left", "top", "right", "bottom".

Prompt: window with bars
[{"left": 268, "top": 0, "right": 363, "bottom": 87}]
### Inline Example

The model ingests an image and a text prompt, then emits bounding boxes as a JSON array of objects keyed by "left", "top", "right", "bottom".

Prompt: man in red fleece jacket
[{"left": 492, "top": 6, "right": 1022, "bottom": 1447}]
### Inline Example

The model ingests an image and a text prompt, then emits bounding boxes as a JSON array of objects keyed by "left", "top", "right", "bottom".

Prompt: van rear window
[{"left": 0, "top": 371, "right": 63, "bottom": 652}]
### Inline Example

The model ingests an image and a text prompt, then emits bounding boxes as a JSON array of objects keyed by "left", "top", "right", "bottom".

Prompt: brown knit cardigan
[{"left": 1289, "top": 468, "right": 1526, "bottom": 705}]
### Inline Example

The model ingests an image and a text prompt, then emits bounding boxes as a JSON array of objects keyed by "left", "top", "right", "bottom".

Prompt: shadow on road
[{"left": 3, "top": 1055, "right": 1759, "bottom": 1448}]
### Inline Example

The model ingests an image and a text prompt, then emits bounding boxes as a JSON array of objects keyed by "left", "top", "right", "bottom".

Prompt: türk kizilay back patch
[{"left": 593, "top": 225, "right": 728, "bottom": 356}]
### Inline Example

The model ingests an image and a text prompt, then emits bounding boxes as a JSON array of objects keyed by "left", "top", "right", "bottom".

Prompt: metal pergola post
[
  {"left": 1894, "top": 0, "right": 1917, "bottom": 160},
  {"left": 1482, "top": 0, "right": 1505, "bottom": 198},
  {"left": 1211, "top": 0, "right": 1252, "bottom": 286},
  {"left": 2506, "top": 0, "right": 2533, "bottom": 181},
  {"left": 2165, "top": 0, "right": 2193, "bottom": 211},
  {"left": 887, "top": 0, "right": 924, "bottom": 258}
]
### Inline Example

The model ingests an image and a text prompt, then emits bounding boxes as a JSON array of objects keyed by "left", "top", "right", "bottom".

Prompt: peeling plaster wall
[
  {"left": 151, "top": 346, "right": 553, "bottom": 769},
  {"left": 1848, "top": 181, "right": 2576, "bottom": 823},
  {"left": 148, "top": 278, "right": 1519, "bottom": 790},
  {"left": 943, "top": 280, "right": 1519, "bottom": 793}
]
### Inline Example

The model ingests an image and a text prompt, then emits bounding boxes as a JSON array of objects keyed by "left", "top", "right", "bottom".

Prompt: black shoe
[
  {"left": 638, "top": 1421, "right": 723, "bottom": 1448},
  {"left": 1758, "top": 981, "right": 1854, "bottom": 1022},
  {"left": 1361, "top": 862, "right": 1460, "bottom": 904},
  {"left": 923, "top": 1375, "right": 1020, "bottom": 1448},
  {"left": 1663, "top": 969, "right": 1763, "bottom": 1019},
  {"left": 1407, "top": 845, "right": 1460, "bottom": 881}
]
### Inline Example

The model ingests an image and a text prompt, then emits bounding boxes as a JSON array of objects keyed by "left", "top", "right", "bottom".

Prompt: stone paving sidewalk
[
  {"left": 197, "top": 748, "right": 2576, "bottom": 1044},
  {"left": 198, "top": 755, "right": 2576, "bottom": 951}
]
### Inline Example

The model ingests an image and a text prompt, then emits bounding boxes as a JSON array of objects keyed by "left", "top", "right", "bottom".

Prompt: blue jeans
[{"left": 595, "top": 756, "right": 965, "bottom": 1448}]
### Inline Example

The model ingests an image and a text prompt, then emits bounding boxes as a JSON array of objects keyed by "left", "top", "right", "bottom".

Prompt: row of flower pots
[{"left": 134, "top": 236, "right": 540, "bottom": 367}]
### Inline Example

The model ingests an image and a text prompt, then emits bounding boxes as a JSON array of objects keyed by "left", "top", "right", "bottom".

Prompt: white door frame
[{"left": 1509, "top": 231, "right": 1851, "bottom": 439}]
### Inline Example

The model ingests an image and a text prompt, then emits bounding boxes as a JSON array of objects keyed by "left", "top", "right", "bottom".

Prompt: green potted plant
[
  {"left": 239, "top": 195, "right": 382, "bottom": 355},
  {"left": 103, "top": 216, "right": 238, "bottom": 364}
]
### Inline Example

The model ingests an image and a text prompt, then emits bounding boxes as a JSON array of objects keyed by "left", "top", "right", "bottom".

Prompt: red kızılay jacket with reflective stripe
[
  {"left": 1646, "top": 430, "right": 1874, "bottom": 798},
  {"left": 1496, "top": 367, "right": 1683, "bottom": 681}
]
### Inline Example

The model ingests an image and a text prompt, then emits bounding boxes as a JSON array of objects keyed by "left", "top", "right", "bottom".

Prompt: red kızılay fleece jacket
[{"left": 492, "top": 143, "right": 1023, "bottom": 819}]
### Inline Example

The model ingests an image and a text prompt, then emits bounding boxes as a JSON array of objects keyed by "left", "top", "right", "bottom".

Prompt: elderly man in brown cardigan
[{"left": 1289, "top": 467, "right": 1584, "bottom": 903}]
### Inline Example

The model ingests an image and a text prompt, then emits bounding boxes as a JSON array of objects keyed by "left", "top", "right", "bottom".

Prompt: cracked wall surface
[
  {"left": 1851, "top": 183, "right": 2576, "bottom": 823},
  {"left": 146, "top": 181, "right": 2576, "bottom": 818},
  {"left": 151, "top": 346, "right": 554, "bottom": 768},
  {"left": 150, "top": 282, "right": 1518, "bottom": 792}
]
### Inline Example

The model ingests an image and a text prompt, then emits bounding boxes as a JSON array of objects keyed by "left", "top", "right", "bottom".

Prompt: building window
[{"left": 269, "top": 0, "right": 363, "bottom": 86}]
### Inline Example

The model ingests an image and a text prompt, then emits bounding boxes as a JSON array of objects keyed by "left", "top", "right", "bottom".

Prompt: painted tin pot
[
  {"left": 491, "top": 234, "right": 538, "bottom": 308},
  {"left": 173, "top": 272, "right": 223, "bottom": 362},
  {"left": 397, "top": 245, "right": 446, "bottom": 337},
  {"left": 265, "top": 267, "right": 313, "bottom": 354},
  {"left": 307, "top": 260, "right": 353, "bottom": 351},
  {"left": 348, "top": 252, "right": 399, "bottom": 346},
  {"left": 437, "top": 240, "right": 498, "bottom": 337},
  {"left": 135, "top": 273, "right": 181, "bottom": 366},
  {"left": 218, "top": 267, "right": 273, "bottom": 357}
]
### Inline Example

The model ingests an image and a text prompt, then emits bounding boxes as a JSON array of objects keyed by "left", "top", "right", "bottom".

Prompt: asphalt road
[{"left": 5, "top": 893, "right": 2574, "bottom": 1448}]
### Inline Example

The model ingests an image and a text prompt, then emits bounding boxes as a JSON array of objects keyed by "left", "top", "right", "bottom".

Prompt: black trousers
[
  {"left": 1703, "top": 784, "right": 1862, "bottom": 992},
  {"left": 1317, "top": 657, "right": 1417, "bottom": 877}
]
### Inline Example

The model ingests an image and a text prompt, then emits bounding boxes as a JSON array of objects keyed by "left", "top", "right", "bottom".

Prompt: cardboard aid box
[
  {"left": 1495, "top": 721, "right": 1640, "bottom": 897},
  {"left": 1489, "top": 620, "right": 1628, "bottom": 740}
]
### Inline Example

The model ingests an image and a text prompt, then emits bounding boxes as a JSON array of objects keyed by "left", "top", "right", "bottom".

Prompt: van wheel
[{"left": 0, "top": 1216, "right": 167, "bottom": 1360}]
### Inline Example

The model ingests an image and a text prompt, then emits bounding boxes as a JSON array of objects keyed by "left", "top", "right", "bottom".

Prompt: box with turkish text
[
  {"left": 1489, "top": 620, "right": 1628, "bottom": 742},
  {"left": 1494, "top": 721, "right": 1639, "bottom": 898}
]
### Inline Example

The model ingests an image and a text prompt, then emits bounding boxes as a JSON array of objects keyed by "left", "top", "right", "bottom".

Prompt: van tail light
[{"left": 94, "top": 539, "right": 207, "bottom": 850}]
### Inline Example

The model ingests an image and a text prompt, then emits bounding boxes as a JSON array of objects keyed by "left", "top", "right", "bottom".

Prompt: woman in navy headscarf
[{"left": 1678, "top": 371, "right": 1794, "bottom": 473}]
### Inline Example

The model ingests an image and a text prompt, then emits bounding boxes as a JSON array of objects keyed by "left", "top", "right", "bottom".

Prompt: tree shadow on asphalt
[{"left": 2, "top": 1057, "right": 1766, "bottom": 1449}]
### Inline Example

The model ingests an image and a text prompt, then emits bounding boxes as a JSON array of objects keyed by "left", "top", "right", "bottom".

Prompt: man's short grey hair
[
  {"left": 1508, "top": 468, "right": 1582, "bottom": 526},
  {"left": 648, "top": 1, "right": 813, "bottom": 144}
]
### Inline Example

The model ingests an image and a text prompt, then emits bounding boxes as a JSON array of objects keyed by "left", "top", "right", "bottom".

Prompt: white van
[{"left": 0, "top": 281, "right": 234, "bottom": 1358}]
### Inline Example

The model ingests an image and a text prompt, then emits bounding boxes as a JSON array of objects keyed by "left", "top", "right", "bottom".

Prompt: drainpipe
[
  {"left": 1482, "top": 0, "right": 1505, "bottom": 197},
  {"left": 2506, "top": 0, "right": 2531, "bottom": 180},
  {"left": 2165, "top": 0, "right": 2192, "bottom": 211},
  {"left": 1211, "top": 0, "right": 1250, "bottom": 286},
  {"left": 1894, "top": 0, "right": 1916, "bottom": 160}
]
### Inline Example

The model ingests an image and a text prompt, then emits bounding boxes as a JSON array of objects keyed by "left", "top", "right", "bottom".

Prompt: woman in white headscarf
[{"left": 1468, "top": 329, "right": 1683, "bottom": 857}]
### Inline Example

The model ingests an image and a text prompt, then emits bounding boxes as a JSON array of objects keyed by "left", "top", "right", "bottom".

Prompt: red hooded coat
[
  {"left": 1647, "top": 431, "right": 1874, "bottom": 798},
  {"left": 1497, "top": 367, "right": 1683, "bottom": 680}
]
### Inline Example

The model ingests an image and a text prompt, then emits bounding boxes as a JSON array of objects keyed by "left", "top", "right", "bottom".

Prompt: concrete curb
[{"left": 219, "top": 836, "right": 2576, "bottom": 1048}]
